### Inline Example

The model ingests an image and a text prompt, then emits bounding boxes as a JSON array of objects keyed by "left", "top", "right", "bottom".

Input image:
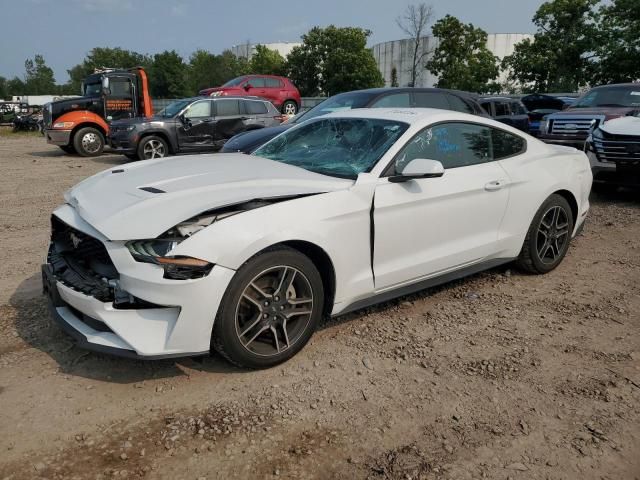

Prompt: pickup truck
[{"left": 538, "top": 83, "right": 640, "bottom": 149}]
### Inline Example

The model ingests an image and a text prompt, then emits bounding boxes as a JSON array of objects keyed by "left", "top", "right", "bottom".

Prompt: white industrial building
[
  {"left": 372, "top": 33, "right": 533, "bottom": 88},
  {"left": 230, "top": 42, "right": 301, "bottom": 60},
  {"left": 229, "top": 33, "right": 532, "bottom": 90}
]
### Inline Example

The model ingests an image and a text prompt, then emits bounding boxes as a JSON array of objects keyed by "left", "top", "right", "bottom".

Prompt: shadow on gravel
[
  {"left": 29, "top": 149, "right": 67, "bottom": 158},
  {"left": 590, "top": 187, "right": 640, "bottom": 206},
  {"left": 10, "top": 273, "right": 243, "bottom": 384}
]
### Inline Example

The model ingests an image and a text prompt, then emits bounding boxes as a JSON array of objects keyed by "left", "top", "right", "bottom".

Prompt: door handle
[{"left": 485, "top": 180, "right": 505, "bottom": 191}]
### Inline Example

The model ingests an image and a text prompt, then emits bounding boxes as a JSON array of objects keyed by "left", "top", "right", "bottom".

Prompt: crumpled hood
[
  {"left": 600, "top": 116, "right": 640, "bottom": 136},
  {"left": 65, "top": 153, "right": 353, "bottom": 240}
]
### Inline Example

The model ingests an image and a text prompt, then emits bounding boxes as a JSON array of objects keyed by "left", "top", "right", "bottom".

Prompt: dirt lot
[{"left": 0, "top": 132, "right": 638, "bottom": 480}]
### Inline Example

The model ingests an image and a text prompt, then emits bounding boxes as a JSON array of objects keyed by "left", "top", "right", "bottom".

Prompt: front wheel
[
  {"left": 137, "top": 135, "right": 169, "bottom": 160},
  {"left": 73, "top": 127, "right": 104, "bottom": 157},
  {"left": 281, "top": 100, "right": 298, "bottom": 116},
  {"left": 516, "top": 194, "right": 574, "bottom": 274},
  {"left": 212, "top": 247, "right": 324, "bottom": 369}
]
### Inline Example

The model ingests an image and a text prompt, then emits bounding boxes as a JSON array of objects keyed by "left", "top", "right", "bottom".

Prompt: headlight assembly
[{"left": 126, "top": 239, "right": 212, "bottom": 280}]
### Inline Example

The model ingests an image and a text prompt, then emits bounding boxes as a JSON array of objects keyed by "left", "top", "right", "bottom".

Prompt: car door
[
  {"left": 264, "top": 77, "right": 284, "bottom": 105},
  {"left": 212, "top": 99, "right": 244, "bottom": 148},
  {"left": 372, "top": 122, "right": 511, "bottom": 290},
  {"left": 244, "top": 77, "right": 267, "bottom": 99},
  {"left": 242, "top": 99, "right": 270, "bottom": 128},
  {"left": 175, "top": 100, "right": 215, "bottom": 151}
]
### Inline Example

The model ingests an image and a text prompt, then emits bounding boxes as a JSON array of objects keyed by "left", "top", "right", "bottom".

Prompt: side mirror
[
  {"left": 101, "top": 76, "right": 110, "bottom": 96},
  {"left": 179, "top": 114, "right": 191, "bottom": 129},
  {"left": 389, "top": 158, "right": 445, "bottom": 183},
  {"left": 243, "top": 83, "right": 251, "bottom": 91}
]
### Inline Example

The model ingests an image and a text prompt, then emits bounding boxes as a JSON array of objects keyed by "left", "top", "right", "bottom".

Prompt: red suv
[{"left": 199, "top": 75, "right": 301, "bottom": 115}]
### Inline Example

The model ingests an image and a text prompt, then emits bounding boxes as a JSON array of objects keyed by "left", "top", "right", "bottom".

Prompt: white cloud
[{"left": 73, "top": 0, "right": 134, "bottom": 13}]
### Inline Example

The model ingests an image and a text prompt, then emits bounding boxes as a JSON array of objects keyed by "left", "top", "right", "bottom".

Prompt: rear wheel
[
  {"left": 137, "top": 135, "right": 169, "bottom": 160},
  {"left": 281, "top": 100, "right": 298, "bottom": 116},
  {"left": 212, "top": 247, "right": 324, "bottom": 369},
  {"left": 516, "top": 194, "right": 574, "bottom": 274},
  {"left": 73, "top": 127, "right": 104, "bottom": 157},
  {"left": 59, "top": 145, "right": 76, "bottom": 154}
]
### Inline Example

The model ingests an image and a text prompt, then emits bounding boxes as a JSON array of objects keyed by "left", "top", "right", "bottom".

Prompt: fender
[{"left": 52, "top": 110, "right": 109, "bottom": 135}]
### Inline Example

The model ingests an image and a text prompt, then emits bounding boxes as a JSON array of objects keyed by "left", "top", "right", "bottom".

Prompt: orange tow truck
[{"left": 43, "top": 67, "right": 153, "bottom": 156}]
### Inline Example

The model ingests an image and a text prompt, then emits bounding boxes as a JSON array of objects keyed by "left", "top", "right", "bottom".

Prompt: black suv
[
  {"left": 109, "top": 96, "right": 282, "bottom": 160},
  {"left": 479, "top": 96, "right": 530, "bottom": 132},
  {"left": 221, "top": 87, "right": 488, "bottom": 154}
]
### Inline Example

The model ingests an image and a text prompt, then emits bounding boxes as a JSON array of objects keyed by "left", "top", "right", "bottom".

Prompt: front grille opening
[{"left": 67, "top": 305, "right": 114, "bottom": 333}]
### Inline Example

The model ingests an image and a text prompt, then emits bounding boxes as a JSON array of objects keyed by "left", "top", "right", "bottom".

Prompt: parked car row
[{"left": 199, "top": 75, "right": 302, "bottom": 115}]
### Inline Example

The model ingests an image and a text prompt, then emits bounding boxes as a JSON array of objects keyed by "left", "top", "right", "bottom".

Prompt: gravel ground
[{"left": 0, "top": 133, "right": 638, "bottom": 480}]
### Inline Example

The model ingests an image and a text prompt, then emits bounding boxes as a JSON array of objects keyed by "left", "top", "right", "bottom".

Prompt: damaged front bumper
[{"left": 42, "top": 204, "right": 236, "bottom": 359}]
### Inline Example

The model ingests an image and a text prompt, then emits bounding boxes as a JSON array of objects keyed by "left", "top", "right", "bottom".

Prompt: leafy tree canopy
[
  {"left": 426, "top": 15, "right": 499, "bottom": 93},
  {"left": 286, "top": 25, "right": 384, "bottom": 96}
]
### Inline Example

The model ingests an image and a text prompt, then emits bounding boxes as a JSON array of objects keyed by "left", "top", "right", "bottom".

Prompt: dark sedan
[
  {"left": 109, "top": 96, "right": 283, "bottom": 160},
  {"left": 222, "top": 87, "right": 488, "bottom": 154}
]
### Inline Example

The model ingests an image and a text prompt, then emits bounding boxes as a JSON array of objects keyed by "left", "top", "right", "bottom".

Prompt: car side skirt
[{"left": 334, "top": 257, "right": 513, "bottom": 317}]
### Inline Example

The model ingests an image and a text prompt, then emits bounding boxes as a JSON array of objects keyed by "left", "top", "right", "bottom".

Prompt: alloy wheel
[
  {"left": 234, "top": 266, "right": 313, "bottom": 357},
  {"left": 81, "top": 132, "right": 102, "bottom": 154},
  {"left": 143, "top": 139, "right": 166, "bottom": 159},
  {"left": 536, "top": 205, "right": 570, "bottom": 264},
  {"left": 284, "top": 103, "right": 297, "bottom": 115}
]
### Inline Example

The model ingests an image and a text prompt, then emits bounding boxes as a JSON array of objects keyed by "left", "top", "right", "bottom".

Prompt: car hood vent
[{"left": 139, "top": 186, "right": 166, "bottom": 194}]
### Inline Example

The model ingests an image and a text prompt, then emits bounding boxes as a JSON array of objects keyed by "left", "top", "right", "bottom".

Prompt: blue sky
[{"left": 1, "top": 0, "right": 545, "bottom": 83}]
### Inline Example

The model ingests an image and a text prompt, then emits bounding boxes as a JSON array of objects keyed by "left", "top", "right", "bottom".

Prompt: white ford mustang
[{"left": 43, "top": 109, "right": 592, "bottom": 367}]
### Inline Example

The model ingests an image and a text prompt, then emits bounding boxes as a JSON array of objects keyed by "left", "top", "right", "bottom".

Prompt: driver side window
[
  {"left": 393, "top": 122, "right": 493, "bottom": 173},
  {"left": 184, "top": 101, "right": 211, "bottom": 119}
]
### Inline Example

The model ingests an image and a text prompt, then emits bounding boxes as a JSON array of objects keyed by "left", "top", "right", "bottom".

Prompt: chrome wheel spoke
[
  {"left": 243, "top": 325, "right": 269, "bottom": 348},
  {"left": 275, "top": 267, "right": 296, "bottom": 297},
  {"left": 287, "top": 297, "right": 312, "bottom": 305},
  {"left": 239, "top": 314, "right": 263, "bottom": 338},
  {"left": 284, "top": 308, "right": 312, "bottom": 319},
  {"left": 270, "top": 326, "right": 280, "bottom": 353},
  {"left": 281, "top": 319, "right": 290, "bottom": 349},
  {"left": 242, "top": 292, "right": 263, "bottom": 310}
]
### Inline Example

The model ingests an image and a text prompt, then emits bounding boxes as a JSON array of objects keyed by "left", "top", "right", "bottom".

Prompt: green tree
[
  {"left": 286, "top": 26, "right": 384, "bottom": 96},
  {"left": 66, "top": 47, "right": 151, "bottom": 94},
  {"left": 502, "top": 0, "right": 598, "bottom": 92},
  {"left": 24, "top": 54, "right": 56, "bottom": 94},
  {"left": 0, "top": 76, "right": 7, "bottom": 100},
  {"left": 592, "top": 0, "right": 640, "bottom": 84},
  {"left": 391, "top": 67, "right": 399, "bottom": 87},
  {"left": 6, "top": 77, "right": 26, "bottom": 97},
  {"left": 187, "top": 49, "right": 220, "bottom": 93},
  {"left": 249, "top": 45, "right": 285, "bottom": 75},
  {"left": 149, "top": 50, "right": 188, "bottom": 98},
  {"left": 426, "top": 15, "right": 499, "bottom": 93}
]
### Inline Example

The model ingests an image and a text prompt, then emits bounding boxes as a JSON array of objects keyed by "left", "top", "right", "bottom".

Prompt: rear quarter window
[
  {"left": 492, "top": 128, "right": 526, "bottom": 159},
  {"left": 244, "top": 100, "right": 268, "bottom": 114},
  {"left": 447, "top": 95, "right": 474, "bottom": 114}
]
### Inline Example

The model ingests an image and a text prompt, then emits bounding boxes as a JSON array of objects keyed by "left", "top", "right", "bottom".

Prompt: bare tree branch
[{"left": 396, "top": 3, "right": 434, "bottom": 86}]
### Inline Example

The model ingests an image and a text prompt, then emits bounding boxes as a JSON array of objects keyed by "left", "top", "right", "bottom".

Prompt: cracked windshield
[{"left": 253, "top": 117, "right": 408, "bottom": 178}]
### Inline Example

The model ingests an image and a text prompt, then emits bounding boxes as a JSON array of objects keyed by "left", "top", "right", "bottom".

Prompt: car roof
[
  {"left": 320, "top": 107, "right": 477, "bottom": 124},
  {"left": 336, "top": 87, "right": 476, "bottom": 98},
  {"left": 187, "top": 95, "right": 269, "bottom": 102},
  {"left": 480, "top": 96, "right": 520, "bottom": 101}
]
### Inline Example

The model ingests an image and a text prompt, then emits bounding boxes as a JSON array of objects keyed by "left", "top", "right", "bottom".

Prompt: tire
[
  {"left": 137, "top": 135, "right": 169, "bottom": 160},
  {"left": 516, "top": 194, "right": 574, "bottom": 274},
  {"left": 212, "top": 247, "right": 324, "bottom": 369},
  {"left": 73, "top": 127, "right": 104, "bottom": 157},
  {"left": 59, "top": 145, "right": 76, "bottom": 154},
  {"left": 281, "top": 100, "right": 298, "bottom": 116}
]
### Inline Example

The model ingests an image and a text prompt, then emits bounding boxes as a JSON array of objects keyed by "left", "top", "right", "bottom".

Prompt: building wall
[
  {"left": 230, "top": 42, "right": 301, "bottom": 60},
  {"left": 371, "top": 33, "right": 533, "bottom": 89}
]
